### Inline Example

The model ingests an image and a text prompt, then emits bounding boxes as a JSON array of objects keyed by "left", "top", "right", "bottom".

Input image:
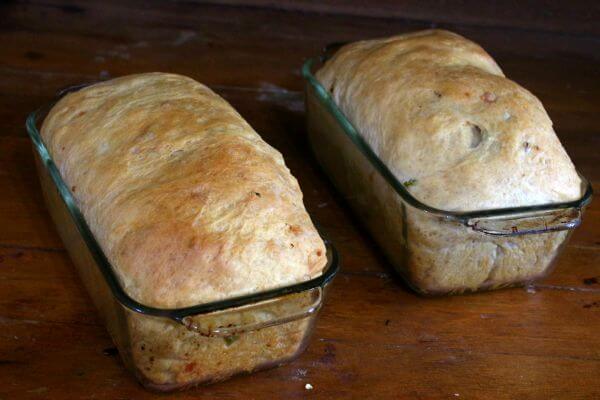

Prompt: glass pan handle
[
  {"left": 180, "top": 287, "right": 322, "bottom": 337},
  {"left": 466, "top": 208, "right": 582, "bottom": 236}
]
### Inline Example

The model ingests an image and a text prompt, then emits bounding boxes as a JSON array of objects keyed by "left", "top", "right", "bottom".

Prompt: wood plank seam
[{"left": 183, "top": 0, "right": 600, "bottom": 39}]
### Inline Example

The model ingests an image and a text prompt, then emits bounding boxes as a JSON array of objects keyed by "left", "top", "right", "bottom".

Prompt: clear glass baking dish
[
  {"left": 302, "top": 47, "right": 591, "bottom": 295},
  {"left": 26, "top": 92, "right": 339, "bottom": 391}
]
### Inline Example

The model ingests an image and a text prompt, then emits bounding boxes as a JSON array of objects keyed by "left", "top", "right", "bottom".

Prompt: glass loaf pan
[
  {"left": 302, "top": 51, "right": 592, "bottom": 296},
  {"left": 26, "top": 98, "right": 339, "bottom": 391}
]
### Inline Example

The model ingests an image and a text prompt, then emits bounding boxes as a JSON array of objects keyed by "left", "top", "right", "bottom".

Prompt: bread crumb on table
[{"left": 305, "top": 383, "right": 313, "bottom": 390}]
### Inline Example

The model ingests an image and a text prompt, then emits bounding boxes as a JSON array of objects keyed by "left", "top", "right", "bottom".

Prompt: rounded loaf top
[
  {"left": 41, "top": 72, "right": 327, "bottom": 308},
  {"left": 316, "top": 30, "right": 582, "bottom": 211}
]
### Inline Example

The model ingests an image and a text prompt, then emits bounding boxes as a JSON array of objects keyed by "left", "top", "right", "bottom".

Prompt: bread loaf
[
  {"left": 38, "top": 72, "right": 331, "bottom": 387},
  {"left": 316, "top": 30, "right": 581, "bottom": 211},
  {"left": 41, "top": 72, "right": 326, "bottom": 308},
  {"left": 311, "top": 30, "right": 581, "bottom": 293}
]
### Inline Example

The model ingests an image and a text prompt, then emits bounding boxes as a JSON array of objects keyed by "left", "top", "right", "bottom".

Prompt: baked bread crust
[
  {"left": 41, "top": 72, "right": 326, "bottom": 308},
  {"left": 309, "top": 30, "right": 581, "bottom": 293},
  {"left": 316, "top": 30, "right": 581, "bottom": 211}
]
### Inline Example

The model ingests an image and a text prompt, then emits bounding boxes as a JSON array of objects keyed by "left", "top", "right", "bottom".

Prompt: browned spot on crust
[
  {"left": 481, "top": 91, "right": 497, "bottom": 103},
  {"left": 184, "top": 362, "right": 196, "bottom": 372},
  {"left": 288, "top": 224, "right": 302, "bottom": 234}
]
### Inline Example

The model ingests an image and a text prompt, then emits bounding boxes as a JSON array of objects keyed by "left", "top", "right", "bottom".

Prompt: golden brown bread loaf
[
  {"left": 311, "top": 30, "right": 581, "bottom": 293},
  {"left": 41, "top": 72, "right": 326, "bottom": 308}
]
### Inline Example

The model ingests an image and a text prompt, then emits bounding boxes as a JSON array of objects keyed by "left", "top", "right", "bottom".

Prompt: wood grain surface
[{"left": 0, "top": 1, "right": 598, "bottom": 399}]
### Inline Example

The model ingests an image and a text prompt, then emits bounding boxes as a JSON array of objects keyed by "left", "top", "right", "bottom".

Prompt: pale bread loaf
[
  {"left": 312, "top": 30, "right": 580, "bottom": 293},
  {"left": 316, "top": 30, "right": 581, "bottom": 211}
]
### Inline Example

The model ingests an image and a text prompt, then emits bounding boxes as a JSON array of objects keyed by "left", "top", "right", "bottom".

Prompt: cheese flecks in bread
[
  {"left": 42, "top": 72, "right": 326, "bottom": 308},
  {"left": 316, "top": 30, "right": 581, "bottom": 211}
]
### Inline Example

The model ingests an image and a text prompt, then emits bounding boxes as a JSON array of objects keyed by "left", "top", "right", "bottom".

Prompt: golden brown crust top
[
  {"left": 317, "top": 30, "right": 581, "bottom": 210},
  {"left": 42, "top": 73, "right": 326, "bottom": 308}
]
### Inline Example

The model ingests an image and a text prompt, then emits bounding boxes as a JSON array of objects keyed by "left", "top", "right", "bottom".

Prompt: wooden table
[{"left": 1, "top": 1, "right": 598, "bottom": 399}]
